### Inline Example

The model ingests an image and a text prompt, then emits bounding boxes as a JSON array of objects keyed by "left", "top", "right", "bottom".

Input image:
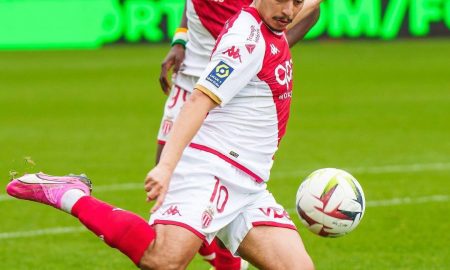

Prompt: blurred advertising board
[{"left": 0, "top": 0, "right": 448, "bottom": 49}]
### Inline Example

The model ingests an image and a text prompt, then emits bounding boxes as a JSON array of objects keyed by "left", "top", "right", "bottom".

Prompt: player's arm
[
  {"left": 286, "top": 0, "right": 322, "bottom": 47},
  {"left": 159, "top": 3, "right": 188, "bottom": 94},
  {"left": 147, "top": 15, "right": 263, "bottom": 212},
  {"left": 145, "top": 89, "right": 218, "bottom": 212}
]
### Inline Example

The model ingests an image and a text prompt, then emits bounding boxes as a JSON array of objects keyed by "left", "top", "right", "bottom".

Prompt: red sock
[
  {"left": 198, "top": 239, "right": 218, "bottom": 266},
  {"left": 215, "top": 243, "right": 242, "bottom": 270},
  {"left": 72, "top": 196, "right": 155, "bottom": 266}
]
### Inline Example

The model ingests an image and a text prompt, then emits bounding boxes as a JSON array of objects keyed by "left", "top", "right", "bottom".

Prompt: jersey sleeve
[{"left": 195, "top": 14, "right": 265, "bottom": 107}]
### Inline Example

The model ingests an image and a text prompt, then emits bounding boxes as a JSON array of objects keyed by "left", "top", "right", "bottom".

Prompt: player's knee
[
  {"left": 139, "top": 244, "right": 188, "bottom": 270},
  {"left": 139, "top": 254, "right": 186, "bottom": 270},
  {"left": 281, "top": 252, "right": 314, "bottom": 270},
  {"left": 298, "top": 254, "right": 315, "bottom": 270}
]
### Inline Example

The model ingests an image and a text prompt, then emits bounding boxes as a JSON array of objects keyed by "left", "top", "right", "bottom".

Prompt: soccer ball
[{"left": 296, "top": 168, "right": 365, "bottom": 237}]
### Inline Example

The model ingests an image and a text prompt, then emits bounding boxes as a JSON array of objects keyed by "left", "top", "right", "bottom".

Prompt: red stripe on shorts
[
  {"left": 252, "top": 221, "right": 297, "bottom": 231},
  {"left": 153, "top": 219, "right": 206, "bottom": 240}
]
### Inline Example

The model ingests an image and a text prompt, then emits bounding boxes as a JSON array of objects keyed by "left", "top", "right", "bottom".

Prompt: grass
[{"left": 0, "top": 39, "right": 449, "bottom": 269}]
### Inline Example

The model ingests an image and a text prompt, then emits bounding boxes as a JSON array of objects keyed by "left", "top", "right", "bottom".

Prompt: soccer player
[
  {"left": 157, "top": 0, "right": 321, "bottom": 158},
  {"left": 156, "top": 1, "right": 321, "bottom": 268},
  {"left": 7, "top": 1, "right": 315, "bottom": 269}
]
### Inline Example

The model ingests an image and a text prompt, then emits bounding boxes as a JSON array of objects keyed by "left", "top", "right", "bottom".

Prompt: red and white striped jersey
[
  {"left": 181, "top": 0, "right": 252, "bottom": 78},
  {"left": 192, "top": 7, "right": 294, "bottom": 183}
]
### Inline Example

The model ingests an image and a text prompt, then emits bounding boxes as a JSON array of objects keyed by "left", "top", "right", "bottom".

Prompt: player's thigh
[
  {"left": 140, "top": 224, "right": 203, "bottom": 270},
  {"left": 237, "top": 226, "right": 314, "bottom": 270}
]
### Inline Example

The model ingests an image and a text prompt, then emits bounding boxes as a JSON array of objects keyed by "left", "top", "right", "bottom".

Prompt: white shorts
[
  {"left": 149, "top": 147, "right": 296, "bottom": 254},
  {"left": 157, "top": 73, "right": 198, "bottom": 143}
]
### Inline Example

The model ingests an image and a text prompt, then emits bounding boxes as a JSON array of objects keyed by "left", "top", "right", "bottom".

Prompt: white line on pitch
[
  {"left": 272, "top": 162, "right": 450, "bottom": 178},
  {"left": 0, "top": 194, "right": 448, "bottom": 240},
  {"left": 0, "top": 226, "right": 86, "bottom": 240},
  {"left": 364, "top": 194, "right": 449, "bottom": 207}
]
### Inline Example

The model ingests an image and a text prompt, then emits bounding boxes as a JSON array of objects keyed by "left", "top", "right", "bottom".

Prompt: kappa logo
[
  {"left": 163, "top": 205, "right": 181, "bottom": 216},
  {"left": 223, "top": 46, "right": 242, "bottom": 63},
  {"left": 270, "top": 43, "right": 279, "bottom": 55},
  {"left": 206, "top": 61, "right": 234, "bottom": 88}
]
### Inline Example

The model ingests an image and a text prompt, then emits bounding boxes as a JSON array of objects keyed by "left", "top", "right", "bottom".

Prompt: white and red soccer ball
[{"left": 296, "top": 168, "right": 365, "bottom": 237}]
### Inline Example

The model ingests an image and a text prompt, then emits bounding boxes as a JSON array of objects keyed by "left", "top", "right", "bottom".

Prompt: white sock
[{"left": 60, "top": 189, "right": 86, "bottom": 214}]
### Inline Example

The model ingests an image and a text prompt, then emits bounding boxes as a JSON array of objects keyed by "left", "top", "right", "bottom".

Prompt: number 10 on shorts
[{"left": 202, "top": 177, "right": 229, "bottom": 228}]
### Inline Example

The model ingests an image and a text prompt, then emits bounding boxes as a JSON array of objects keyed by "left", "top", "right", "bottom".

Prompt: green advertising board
[{"left": 0, "top": 0, "right": 448, "bottom": 49}]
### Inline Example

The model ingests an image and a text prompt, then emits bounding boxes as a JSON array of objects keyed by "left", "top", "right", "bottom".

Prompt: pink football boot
[{"left": 6, "top": 173, "right": 92, "bottom": 209}]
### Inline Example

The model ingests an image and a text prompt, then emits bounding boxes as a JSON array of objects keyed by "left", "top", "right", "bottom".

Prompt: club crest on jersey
[
  {"left": 206, "top": 61, "right": 234, "bottom": 88},
  {"left": 162, "top": 120, "right": 173, "bottom": 135}
]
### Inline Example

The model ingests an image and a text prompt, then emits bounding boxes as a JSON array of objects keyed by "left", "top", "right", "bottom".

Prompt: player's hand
[
  {"left": 159, "top": 44, "right": 186, "bottom": 95},
  {"left": 144, "top": 165, "right": 172, "bottom": 213}
]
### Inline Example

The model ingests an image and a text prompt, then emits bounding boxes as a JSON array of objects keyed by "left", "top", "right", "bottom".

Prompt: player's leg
[
  {"left": 215, "top": 238, "right": 249, "bottom": 270},
  {"left": 237, "top": 226, "right": 314, "bottom": 270},
  {"left": 6, "top": 173, "right": 201, "bottom": 269},
  {"left": 139, "top": 224, "right": 203, "bottom": 270},
  {"left": 217, "top": 186, "right": 314, "bottom": 270},
  {"left": 198, "top": 240, "right": 218, "bottom": 267},
  {"left": 73, "top": 195, "right": 202, "bottom": 268}
]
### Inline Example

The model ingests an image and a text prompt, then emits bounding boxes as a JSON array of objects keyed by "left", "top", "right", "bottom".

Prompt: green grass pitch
[{"left": 0, "top": 39, "right": 449, "bottom": 269}]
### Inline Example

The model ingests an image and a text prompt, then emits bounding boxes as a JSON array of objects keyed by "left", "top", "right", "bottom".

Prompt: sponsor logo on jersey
[
  {"left": 278, "top": 91, "right": 292, "bottom": 100},
  {"left": 275, "top": 59, "right": 293, "bottom": 87},
  {"left": 206, "top": 61, "right": 234, "bottom": 88},
  {"left": 246, "top": 25, "right": 260, "bottom": 43},
  {"left": 223, "top": 46, "right": 242, "bottom": 63},
  {"left": 245, "top": 44, "right": 256, "bottom": 54},
  {"left": 270, "top": 43, "right": 280, "bottom": 55},
  {"left": 163, "top": 205, "right": 182, "bottom": 216}
]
